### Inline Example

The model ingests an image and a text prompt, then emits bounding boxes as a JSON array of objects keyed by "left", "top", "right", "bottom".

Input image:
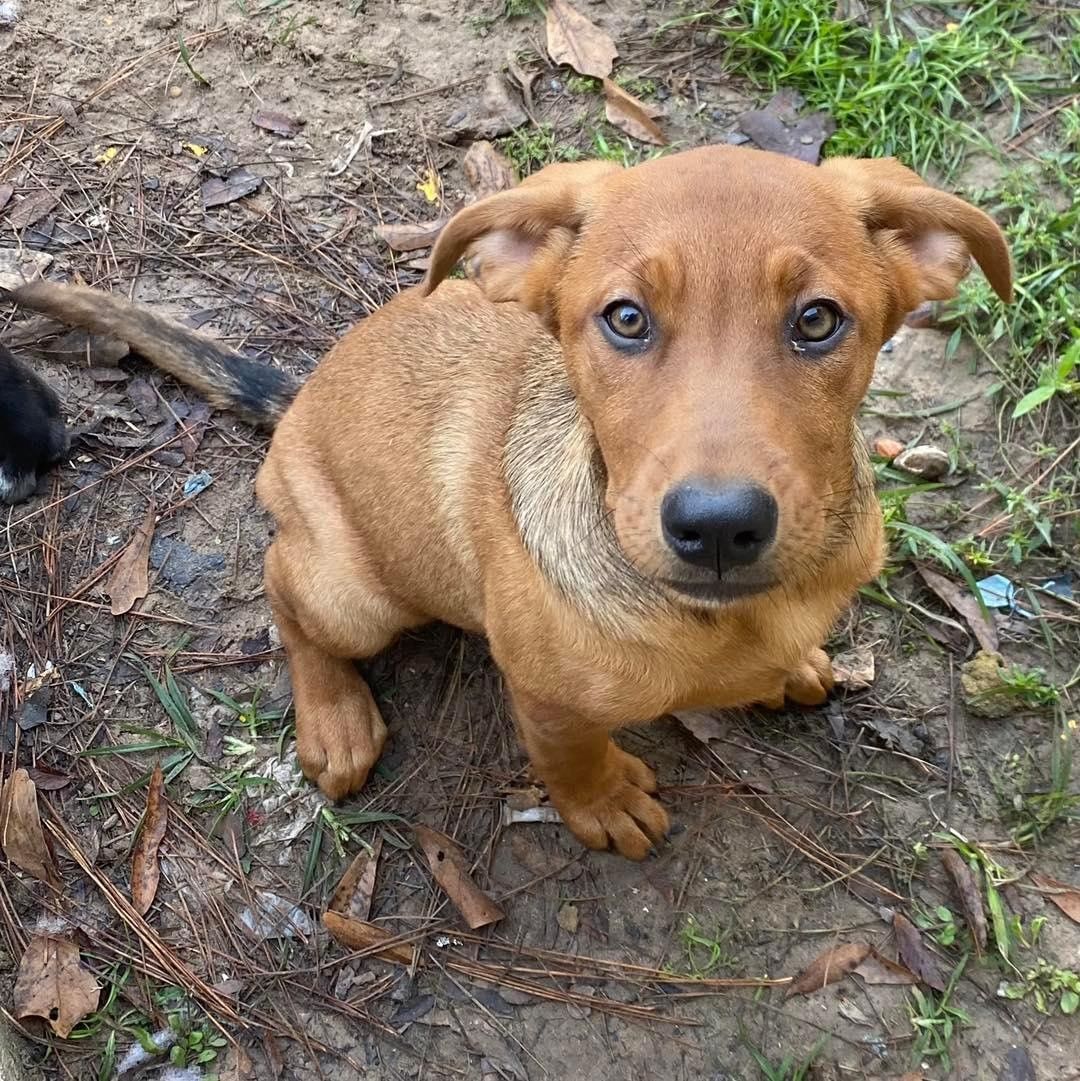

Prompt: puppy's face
[{"left": 426, "top": 147, "right": 1011, "bottom": 606}]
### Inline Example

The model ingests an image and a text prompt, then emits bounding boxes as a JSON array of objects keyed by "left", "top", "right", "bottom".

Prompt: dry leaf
[
  {"left": 252, "top": 109, "right": 302, "bottom": 137},
  {"left": 506, "top": 51, "right": 537, "bottom": 115},
  {"left": 893, "top": 912, "right": 946, "bottom": 991},
  {"left": 918, "top": 566, "right": 998, "bottom": 654},
  {"left": 201, "top": 168, "right": 262, "bottom": 209},
  {"left": 463, "top": 141, "right": 518, "bottom": 201},
  {"left": 831, "top": 646, "right": 876, "bottom": 689},
  {"left": 329, "top": 836, "right": 382, "bottom": 922},
  {"left": 106, "top": 504, "right": 156, "bottom": 615},
  {"left": 373, "top": 219, "right": 448, "bottom": 253},
  {"left": 414, "top": 825, "right": 504, "bottom": 930},
  {"left": 1, "top": 768, "right": 60, "bottom": 887},
  {"left": 942, "top": 849, "right": 987, "bottom": 953},
  {"left": 416, "top": 168, "right": 441, "bottom": 204},
  {"left": 7, "top": 189, "right": 60, "bottom": 230},
  {"left": 322, "top": 909, "right": 413, "bottom": 965},
  {"left": 853, "top": 948, "right": 918, "bottom": 986},
  {"left": 602, "top": 79, "right": 666, "bottom": 146},
  {"left": 131, "top": 763, "right": 167, "bottom": 916},
  {"left": 444, "top": 74, "right": 527, "bottom": 141},
  {"left": 14, "top": 936, "right": 100, "bottom": 1037},
  {"left": 674, "top": 709, "right": 725, "bottom": 743},
  {"left": 786, "top": 942, "right": 870, "bottom": 997},
  {"left": 545, "top": 0, "right": 618, "bottom": 79},
  {"left": 1031, "top": 872, "right": 1080, "bottom": 924},
  {"left": 24, "top": 767, "right": 74, "bottom": 792},
  {"left": 557, "top": 903, "right": 579, "bottom": 934}
]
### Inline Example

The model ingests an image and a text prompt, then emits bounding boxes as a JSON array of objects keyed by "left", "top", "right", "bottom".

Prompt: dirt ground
[{"left": 1, "top": 2, "right": 1078, "bottom": 1079}]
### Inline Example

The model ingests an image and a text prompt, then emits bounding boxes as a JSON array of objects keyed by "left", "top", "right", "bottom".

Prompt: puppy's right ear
[{"left": 422, "top": 160, "right": 620, "bottom": 324}]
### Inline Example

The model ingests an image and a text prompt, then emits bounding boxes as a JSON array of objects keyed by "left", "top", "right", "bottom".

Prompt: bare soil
[{"left": 1, "top": 3, "right": 1077, "bottom": 1080}]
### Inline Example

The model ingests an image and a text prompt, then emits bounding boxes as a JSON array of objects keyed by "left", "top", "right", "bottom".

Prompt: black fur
[{"left": 0, "top": 344, "right": 69, "bottom": 504}]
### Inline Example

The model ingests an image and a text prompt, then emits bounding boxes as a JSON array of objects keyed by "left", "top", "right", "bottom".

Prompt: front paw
[
  {"left": 297, "top": 700, "right": 388, "bottom": 802},
  {"left": 761, "top": 647, "right": 835, "bottom": 708},
  {"left": 545, "top": 743, "right": 669, "bottom": 861}
]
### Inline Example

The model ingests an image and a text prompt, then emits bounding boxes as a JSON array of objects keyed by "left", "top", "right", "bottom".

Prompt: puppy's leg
[
  {"left": 509, "top": 684, "right": 669, "bottom": 860},
  {"left": 760, "top": 647, "right": 835, "bottom": 708},
  {"left": 266, "top": 542, "right": 409, "bottom": 800}
]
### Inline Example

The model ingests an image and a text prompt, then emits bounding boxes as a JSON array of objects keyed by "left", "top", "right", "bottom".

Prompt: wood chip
[
  {"left": 105, "top": 503, "right": 156, "bottom": 615},
  {"left": 414, "top": 825, "right": 504, "bottom": 930},
  {"left": 545, "top": 0, "right": 618, "bottom": 79}
]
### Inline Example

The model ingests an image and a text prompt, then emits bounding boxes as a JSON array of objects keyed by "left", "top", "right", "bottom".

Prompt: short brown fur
[{"left": 7, "top": 146, "right": 1011, "bottom": 859}]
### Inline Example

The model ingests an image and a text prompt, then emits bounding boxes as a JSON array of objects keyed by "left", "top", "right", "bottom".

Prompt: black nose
[{"left": 661, "top": 481, "right": 778, "bottom": 571}]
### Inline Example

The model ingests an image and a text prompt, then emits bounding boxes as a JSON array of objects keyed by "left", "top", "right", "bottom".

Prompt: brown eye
[
  {"left": 794, "top": 300, "right": 843, "bottom": 344},
  {"left": 603, "top": 301, "right": 650, "bottom": 341}
]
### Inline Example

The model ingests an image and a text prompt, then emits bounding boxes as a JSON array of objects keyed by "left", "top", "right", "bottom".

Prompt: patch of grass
[
  {"left": 998, "top": 664, "right": 1060, "bottom": 708},
  {"left": 497, "top": 124, "right": 583, "bottom": 175},
  {"left": 1000, "top": 958, "right": 1080, "bottom": 1016},
  {"left": 999, "top": 711, "right": 1078, "bottom": 846},
  {"left": 741, "top": 1031, "right": 826, "bottom": 1081},
  {"left": 684, "top": 0, "right": 1071, "bottom": 176},
  {"left": 677, "top": 914, "right": 736, "bottom": 976},
  {"left": 908, "top": 957, "right": 970, "bottom": 1073}
]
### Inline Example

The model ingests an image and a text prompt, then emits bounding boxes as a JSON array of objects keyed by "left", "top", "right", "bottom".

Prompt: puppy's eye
[
  {"left": 603, "top": 301, "right": 650, "bottom": 341},
  {"left": 793, "top": 300, "right": 843, "bottom": 344}
]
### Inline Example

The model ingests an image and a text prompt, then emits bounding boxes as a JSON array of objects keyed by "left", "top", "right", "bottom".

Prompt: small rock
[
  {"left": 168, "top": 85, "right": 182, "bottom": 99},
  {"left": 143, "top": 11, "right": 176, "bottom": 29},
  {"left": 894, "top": 444, "right": 950, "bottom": 480},
  {"left": 873, "top": 437, "right": 905, "bottom": 460},
  {"left": 960, "top": 650, "right": 1012, "bottom": 719}
]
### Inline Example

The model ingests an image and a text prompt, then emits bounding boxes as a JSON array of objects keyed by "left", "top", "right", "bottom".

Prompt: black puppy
[{"left": 0, "top": 344, "right": 69, "bottom": 504}]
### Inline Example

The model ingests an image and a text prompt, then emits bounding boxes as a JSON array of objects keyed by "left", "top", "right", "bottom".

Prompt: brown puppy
[{"left": 5, "top": 147, "right": 1011, "bottom": 859}]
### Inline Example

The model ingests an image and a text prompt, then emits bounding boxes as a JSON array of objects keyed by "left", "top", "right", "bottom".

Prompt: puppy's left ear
[
  {"left": 422, "top": 160, "right": 621, "bottom": 327},
  {"left": 822, "top": 157, "right": 1012, "bottom": 311}
]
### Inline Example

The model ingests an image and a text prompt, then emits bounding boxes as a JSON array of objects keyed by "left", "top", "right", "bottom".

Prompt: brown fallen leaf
[
  {"left": 506, "top": 51, "right": 538, "bottom": 116},
  {"left": 251, "top": 109, "right": 302, "bottom": 137},
  {"left": 445, "top": 73, "right": 527, "bottom": 141},
  {"left": 918, "top": 566, "right": 998, "bottom": 654},
  {"left": 14, "top": 935, "right": 100, "bottom": 1037},
  {"left": 24, "top": 766, "right": 74, "bottom": 792},
  {"left": 414, "top": 825, "right": 504, "bottom": 930},
  {"left": 373, "top": 219, "right": 448, "bottom": 253},
  {"left": 942, "top": 848, "right": 987, "bottom": 954},
  {"left": 201, "top": 168, "right": 262, "bottom": 210},
  {"left": 7, "top": 189, "right": 60, "bottom": 230},
  {"left": 322, "top": 909, "right": 413, "bottom": 965},
  {"left": 602, "top": 79, "right": 667, "bottom": 146},
  {"left": 853, "top": 948, "right": 918, "bottom": 986},
  {"left": 545, "top": 0, "right": 618, "bottom": 79},
  {"left": 329, "top": 836, "right": 382, "bottom": 922},
  {"left": 106, "top": 504, "right": 156, "bottom": 616},
  {"left": 785, "top": 941, "right": 870, "bottom": 997},
  {"left": 893, "top": 912, "right": 946, "bottom": 991},
  {"left": 463, "top": 140, "right": 518, "bottom": 201},
  {"left": 830, "top": 645, "right": 875, "bottom": 689},
  {"left": 1, "top": 768, "right": 60, "bottom": 887},
  {"left": 0, "top": 184, "right": 13, "bottom": 212},
  {"left": 131, "top": 763, "right": 167, "bottom": 916},
  {"left": 1030, "top": 872, "right": 1080, "bottom": 925}
]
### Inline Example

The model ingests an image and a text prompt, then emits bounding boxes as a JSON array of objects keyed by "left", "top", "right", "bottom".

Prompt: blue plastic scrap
[
  {"left": 182, "top": 470, "right": 213, "bottom": 498},
  {"left": 976, "top": 571, "right": 1074, "bottom": 620}
]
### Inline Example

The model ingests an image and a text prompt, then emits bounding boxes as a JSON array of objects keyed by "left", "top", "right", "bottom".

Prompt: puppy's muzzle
[{"left": 661, "top": 479, "right": 778, "bottom": 573}]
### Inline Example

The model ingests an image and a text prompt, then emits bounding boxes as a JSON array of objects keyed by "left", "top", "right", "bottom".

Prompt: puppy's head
[{"left": 424, "top": 146, "right": 1011, "bottom": 607}]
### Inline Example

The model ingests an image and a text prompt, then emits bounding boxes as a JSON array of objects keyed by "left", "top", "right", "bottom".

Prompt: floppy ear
[
  {"left": 821, "top": 157, "right": 1012, "bottom": 313},
  {"left": 422, "top": 160, "right": 621, "bottom": 324}
]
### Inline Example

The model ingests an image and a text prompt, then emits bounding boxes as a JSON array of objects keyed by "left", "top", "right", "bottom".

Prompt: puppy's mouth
[{"left": 659, "top": 575, "right": 777, "bottom": 606}]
